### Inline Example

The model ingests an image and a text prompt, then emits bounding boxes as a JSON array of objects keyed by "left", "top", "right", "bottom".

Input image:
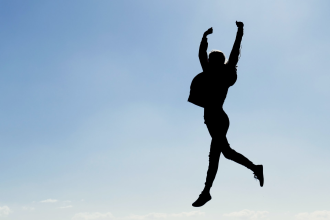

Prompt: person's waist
[
  {"left": 204, "top": 106, "right": 224, "bottom": 113},
  {"left": 204, "top": 102, "right": 224, "bottom": 109}
]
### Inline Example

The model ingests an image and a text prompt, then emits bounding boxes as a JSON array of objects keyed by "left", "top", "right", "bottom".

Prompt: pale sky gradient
[{"left": 0, "top": 1, "right": 330, "bottom": 220}]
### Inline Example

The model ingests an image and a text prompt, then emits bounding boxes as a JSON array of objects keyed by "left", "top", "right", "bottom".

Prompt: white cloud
[
  {"left": 59, "top": 205, "right": 73, "bottom": 209},
  {"left": 170, "top": 211, "right": 205, "bottom": 218},
  {"left": 296, "top": 211, "right": 330, "bottom": 220},
  {"left": 40, "top": 199, "right": 58, "bottom": 203},
  {"left": 72, "top": 211, "right": 203, "bottom": 220},
  {"left": 72, "top": 212, "right": 114, "bottom": 220},
  {"left": 128, "top": 213, "right": 167, "bottom": 220},
  {"left": 0, "top": 206, "right": 12, "bottom": 217},
  {"left": 224, "top": 209, "right": 269, "bottom": 220},
  {"left": 127, "top": 211, "right": 205, "bottom": 220},
  {"left": 22, "top": 206, "right": 35, "bottom": 211}
]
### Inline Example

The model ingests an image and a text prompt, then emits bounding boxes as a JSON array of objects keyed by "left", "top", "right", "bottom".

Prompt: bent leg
[{"left": 222, "top": 141, "right": 255, "bottom": 171}]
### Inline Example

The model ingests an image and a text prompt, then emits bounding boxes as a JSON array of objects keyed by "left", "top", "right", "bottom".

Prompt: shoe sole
[
  {"left": 192, "top": 196, "right": 212, "bottom": 207},
  {"left": 260, "top": 165, "right": 264, "bottom": 187}
]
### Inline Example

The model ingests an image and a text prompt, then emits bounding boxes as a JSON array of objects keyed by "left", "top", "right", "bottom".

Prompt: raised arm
[
  {"left": 228, "top": 21, "right": 244, "bottom": 66},
  {"left": 199, "top": 27, "right": 212, "bottom": 71}
]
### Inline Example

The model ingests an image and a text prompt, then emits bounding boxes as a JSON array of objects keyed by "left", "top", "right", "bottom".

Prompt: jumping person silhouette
[{"left": 190, "top": 21, "right": 264, "bottom": 207}]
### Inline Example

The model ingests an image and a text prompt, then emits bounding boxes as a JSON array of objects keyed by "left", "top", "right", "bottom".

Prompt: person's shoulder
[
  {"left": 225, "top": 62, "right": 237, "bottom": 71},
  {"left": 191, "top": 72, "right": 207, "bottom": 86},
  {"left": 225, "top": 61, "right": 235, "bottom": 67},
  {"left": 224, "top": 63, "right": 237, "bottom": 86}
]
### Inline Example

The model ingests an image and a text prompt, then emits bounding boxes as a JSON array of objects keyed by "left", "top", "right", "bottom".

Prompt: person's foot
[
  {"left": 253, "top": 165, "right": 264, "bottom": 187},
  {"left": 192, "top": 191, "right": 211, "bottom": 207}
]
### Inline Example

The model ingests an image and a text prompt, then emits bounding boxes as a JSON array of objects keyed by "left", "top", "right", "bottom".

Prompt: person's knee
[{"left": 222, "top": 146, "right": 236, "bottom": 160}]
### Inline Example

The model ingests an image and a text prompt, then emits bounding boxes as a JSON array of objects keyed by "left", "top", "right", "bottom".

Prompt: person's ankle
[{"left": 202, "top": 188, "right": 210, "bottom": 195}]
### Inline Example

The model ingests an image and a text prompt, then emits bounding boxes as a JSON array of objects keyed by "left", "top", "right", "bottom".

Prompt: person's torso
[{"left": 203, "top": 64, "right": 237, "bottom": 108}]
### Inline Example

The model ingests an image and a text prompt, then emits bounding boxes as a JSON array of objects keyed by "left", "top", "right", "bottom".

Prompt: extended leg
[
  {"left": 192, "top": 138, "right": 223, "bottom": 207},
  {"left": 204, "top": 138, "right": 223, "bottom": 192}
]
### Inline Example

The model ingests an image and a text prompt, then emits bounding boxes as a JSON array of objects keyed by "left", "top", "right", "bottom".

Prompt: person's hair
[{"left": 209, "top": 50, "right": 226, "bottom": 64}]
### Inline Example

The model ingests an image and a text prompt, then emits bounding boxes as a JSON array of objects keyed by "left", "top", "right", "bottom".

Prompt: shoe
[
  {"left": 192, "top": 192, "right": 211, "bottom": 207},
  {"left": 253, "top": 165, "right": 264, "bottom": 187}
]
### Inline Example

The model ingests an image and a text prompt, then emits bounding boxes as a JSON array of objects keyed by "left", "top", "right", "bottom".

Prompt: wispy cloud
[
  {"left": 0, "top": 206, "right": 12, "bottom": 217},
  {"left": 296, "top": 210, "right": 330, "bottom": 220},
  {"left": 40, "top": 199, "right": 58, "bottom": 203},
  {"left": 22, "top": 206, "right": 35, "bottom": 211},
  {"left": 224, "top": 209, "right": 269, "bottom": 220},
  {"left": 72, "top": 212, "right": 114, "bottom": 220},
  {"left": 127, "top": 211, "right": 205, "bottom": 220},
  {"left": 59, "top": 205, "right": 73, "bottom": 209}
]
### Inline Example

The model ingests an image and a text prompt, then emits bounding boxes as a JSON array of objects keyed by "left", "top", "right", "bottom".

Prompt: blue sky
[{"left": 0, "top": 0, "right": 330, "bottom": 220}]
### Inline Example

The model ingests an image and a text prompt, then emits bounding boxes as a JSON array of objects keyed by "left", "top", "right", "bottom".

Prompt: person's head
[{"left": 208, "top": 50, "right": 226, "bottom": 66}]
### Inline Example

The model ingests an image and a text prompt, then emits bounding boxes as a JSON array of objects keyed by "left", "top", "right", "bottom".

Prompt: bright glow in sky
[{"left": 0, "top": 0, "right": 330, "bottom": 220}]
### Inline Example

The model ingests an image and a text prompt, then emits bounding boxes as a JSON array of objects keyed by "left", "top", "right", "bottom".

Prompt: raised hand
[
  {"left": 235, "top": 21, "right": 244, "bottom": 28},
  {"left": 203, "top": 27, "right": 213, "bottom": 37}
]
